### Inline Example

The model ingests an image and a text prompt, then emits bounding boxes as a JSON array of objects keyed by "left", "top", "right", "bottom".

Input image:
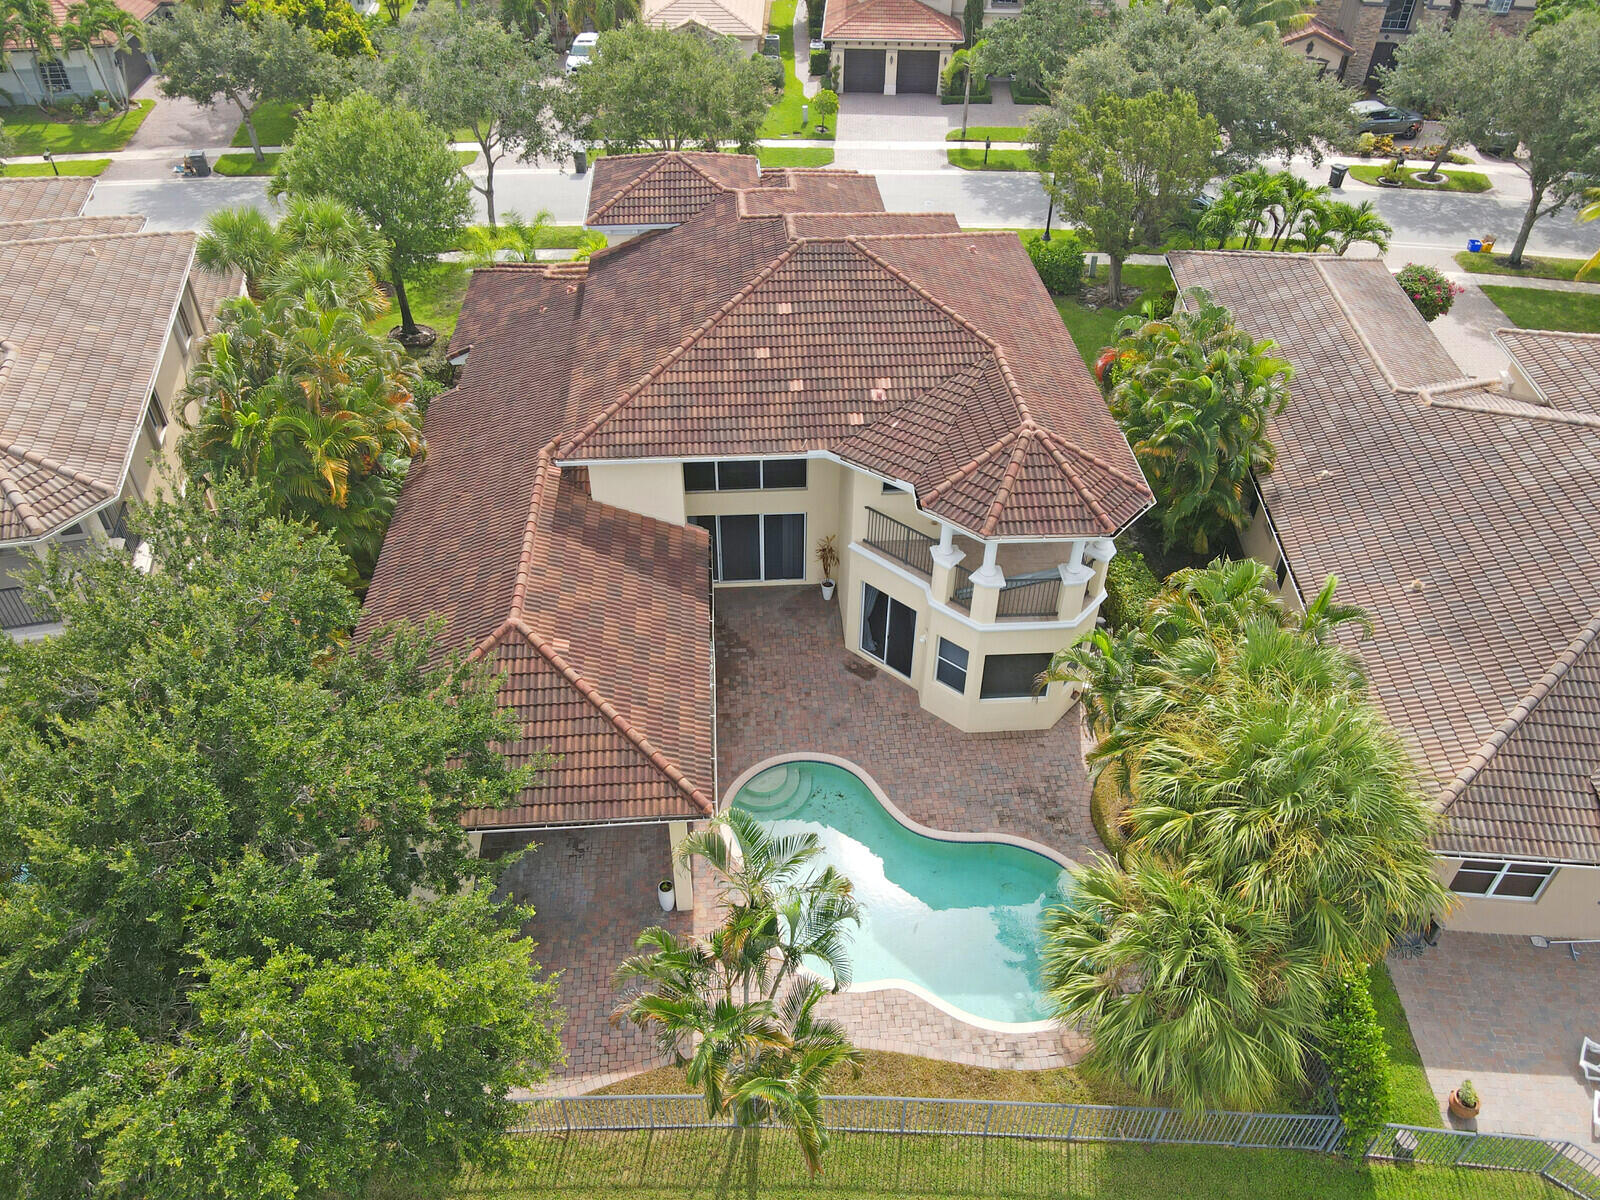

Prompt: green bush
[
  {"left": 1089, "top": 767, "right": 1128, "bottom": 855},
  {"left": 1322, "top": 967, "right": 1391, "bottom": 1155},
  {"left": 753, "top": 51, "right": 785, "bottom": 92},
  {"left": 809, "top": 48, "right": 831, "bottom": 76},
  {"left": 1022, "top": 230, "right": 1084, "bottom": 295},
  {"left": 1395, "top": 263, "right": 1463, "bottom": 322},
  {"left": 1147, "top": 286, "right": 1177, "bottom": 319},
  {"left": 1100, "top": 546, "right": 1160, "bottom": 630},
  {"left": 807, "top": 3, "right": 823, "bottom": 39}
]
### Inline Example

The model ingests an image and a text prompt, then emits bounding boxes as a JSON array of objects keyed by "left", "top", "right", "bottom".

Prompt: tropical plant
[
  {"left": 942, "top": 40, "right": 987, "bottom": 137},
  {"left": 615, "top": 808, "right": 864, "bottom": 1173},
  {"left": 1042, "top": 856, "right": 1325, "bottom": 1112},
  {"left": 1184, "top": 0, "right": 1313, "bottom": 35},
  {"left": 1102, "top": 290, "right": 1291, "bottom": 553},
  {"left": 1575, "top": 189, "right": 1598, "bottom": 281},
  {"left": 241, "top": 0, "right": 375, "bottom": 57},
  {"left": 0, "top": 1, "right": 49, "bottom": 108},
  {"left": 460, "top": 210, "right": 557, "bottom": 266},
  {"left": 1395, "top": 262, "right": 1462, "bottom": 321},
  {"left": 60, "top": 0, "right": 142, "bottom": 108},
  {"left": 1324, "top": 198, "right": 1392, "bottom": 256},
  {"left": 196, "top": 196, "right": 388, "bottom": 303}
]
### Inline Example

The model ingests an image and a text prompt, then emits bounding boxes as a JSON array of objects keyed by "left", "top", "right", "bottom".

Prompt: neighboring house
[
  {"left": 0, "top": 0, "right": 162, "bottom": 108},
  {"left": 359, "top": 152, "right": 1151, "bottom": 900},
  {"left": 1280, "top": 18, "right": 1354, "bottom": 79},
  {"left": 0, "top": 178, "right": 241, "bottom": 640},
  {"left": 641, "top": 0, "right": 772, "bottom": 54},
  {"left": 1168, "top": 249, "right": 1600, "bottom": 941},
  {"left": 821, "top": 0, "right": 964, "bottom": 95},
  {"left": 1303, "top": 0, "right": 1533, "bottom": 88}
]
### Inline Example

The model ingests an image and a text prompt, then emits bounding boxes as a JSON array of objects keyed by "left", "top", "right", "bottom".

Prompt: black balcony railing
[
  {"left": 862, "top": 508, "right": 936, "bottom": 577},
  {"left": 0, "top": 586, "right": 58, "bottom": 632},
  {"left": 949, "top": 568, "right": 1062, "bottom": 620}
]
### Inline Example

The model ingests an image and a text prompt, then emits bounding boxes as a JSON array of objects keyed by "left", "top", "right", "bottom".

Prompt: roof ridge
[
  {"left": 850, "top": 237, "right": 1001, "bottom": 354},
  {"left": 1438, "top": 610, "right": 1600, "bottom": 814},
  {"left": 587, "top": 155, "right": 678, "bottom": 224},
  {"left": 1497, "top": 327, "right": 1600, "bottom": 345},
  {"left": 0, "top": 433, "right": 121, "bottom": 501},
  {"left": 1033, "top": 428, "right": 1118, "bottom": 532},
  {"left": 921, "top": 420, "right": 1022, "bottom": 506},
  {"left": 0, "top": 230, "right": 193, "bottom": 248},
  {"left": 977, "top": 430, "right": 1033, "bottom": 537},
  {"left": 1427, "top": 391, "right": 1600, "bottom": 430},
  {"left": 557, "top": 240, "right": 805, "bottom": 458}
]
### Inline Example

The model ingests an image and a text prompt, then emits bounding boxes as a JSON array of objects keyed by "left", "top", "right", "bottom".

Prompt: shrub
[
  {"left": 1370, "top": 133, "right": 1396, "bottom": 157},
  {"left": 1100, "top": 545, "right": 1160, "bottom": 630},
  {"left": 1089, "top": 767, "right": 1128, "bottom": 855},
  {"left": 1322, "top": 967, "right": 1391, "bottom": 1155},
  {"left": 809, "top": 48, "right": 831, "bottom": 76},
  {"left": 807, "top": 3, "right": 822, "bottom": 39},
  {"left": 1395, "top": 263, "right": 1463, "bottom": 321},
  {"left": 1147, "top": 286, "right": 1177, "bottom": 319},
  {"left": 1355, "top": 132, "right": 1376, "bottom": 156},
  {"left": 1418, "top": 144, "right": 1470, "bottom": 164},
  {"left": 752, "top": 51, "right": 784, "bottom": 92},
  {"left": 1022, "top": 229, "right": 1084, "bottom": 295}
]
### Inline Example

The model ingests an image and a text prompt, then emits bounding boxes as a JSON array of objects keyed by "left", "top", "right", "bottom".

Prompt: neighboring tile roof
[
  {"left": 1437, "top": 613, "right": 1600, "bottom": 864},
  {"left": 0, "top": 178, "right": 94, "bottom": 224},
  {"left": 1282, "top": 17, "right": 1353, "bottom": 52},
  {"left": 0, "top": 231, "right": 195, "bottom": 546},
  {"left": 2, "top": 0, "right": 158, "bottom": 45},
  {"left": 741, "top": 168, "right": 886, "bottom": 216},
  {"left": 1167, "top": 250, "right": 1600, "bottom": 865},
  {"left": 1495, "top": 329, "right": 1600, "bottom": 417},
  {"left": 357, "top": 265, "right": 716, "bottom": 829},
  {"left": 0, "top": 216, "right": 144, "bottom": 240},
  {"left": 822, "top": 0, "right": 963, "bottom": 41},
  {"left": 585, "top": 151, "right": 761, "bottom": 227},
  {"left": 643, "top": 0, "right": 769, "bottom": 38},
  {"left": 186, "top": 265, "right": 247, "bottom": 328}
]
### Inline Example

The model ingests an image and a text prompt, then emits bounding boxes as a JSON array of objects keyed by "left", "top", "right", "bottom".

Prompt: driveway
[
  {"left": 1387, "top": 931, "right": 1600, "bottom": 1147},
  {"left": 122, "top": 75, "right": 242, "bottom": 153}
]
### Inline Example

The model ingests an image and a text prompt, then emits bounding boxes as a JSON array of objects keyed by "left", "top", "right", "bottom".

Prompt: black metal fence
[
  {"left": 861, "top": 508, "right": 936, "bottom": 577},
  {"left": 949, "top": 569, "right": 1062, "bottom": 619},
  {"left": 0, "top": 585, "right": 56, "bottom": 631}
]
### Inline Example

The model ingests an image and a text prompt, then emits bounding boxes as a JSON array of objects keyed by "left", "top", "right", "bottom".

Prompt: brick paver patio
[{"left": 1387, "top": 930, "right": 1600, "bottom": 1147}]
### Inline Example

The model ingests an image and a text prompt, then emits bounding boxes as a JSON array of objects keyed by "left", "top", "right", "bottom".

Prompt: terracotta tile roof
[
  {"left": 742, "top": 168, "right": 886, "bottom": 215},
  {"left": 585, "top": 151, "right": 761, "bottom": 227},
  {"left": 186, "top": 265, "right": 247, "bottom": 328},
  {"left": 1436, "top": 613, "right": 1600, "bottom": 864},
  {"left": 1496, "top": 329, "right": 1600, "bottom": 417},
  {"left": 1168, "top": 250, "right": 1600, "bottom": 864},
  {"left": 822, "top": 0, "right": 963, "bottom": 41},
  {"left": 643, "top": 0, "right": 769, "bottom": 38},
  {"left": 1282, "top": 17, "right": 1352, "bottom": 52},
  {"left": 2, "top": 0, "right": 157, "bottom": 46},
  {"left": 357, "top": 265, "right": 716, "bottom": 829},
  {"left": 0, "top": 178, "right": 94, "bottom": 224},
  {"left": 0, "top": 230, "right": 196, "bottom": 546},
  {"left": 785, "top": 212, "right": 961, "bottom": 236},
  {"left": 0, "top": 215, "right": 144, "bottom": 240}
]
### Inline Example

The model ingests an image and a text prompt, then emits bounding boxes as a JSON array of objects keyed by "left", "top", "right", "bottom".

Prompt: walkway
[{"left": 1387, "top": 931, "right": 1600, "bottom": 1147}]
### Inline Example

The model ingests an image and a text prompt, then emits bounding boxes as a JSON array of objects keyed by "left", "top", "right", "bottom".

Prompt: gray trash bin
[{"left": 1329, "top": 163, "right": 1348, "bottom": 189}]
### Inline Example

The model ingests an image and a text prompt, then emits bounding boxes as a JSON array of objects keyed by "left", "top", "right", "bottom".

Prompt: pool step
[
  {"left": 743, "top": 765, "right": 792, "bottom": 799},
  {"left": 739, "top": 764, "right": 813, "bottom": 818}
]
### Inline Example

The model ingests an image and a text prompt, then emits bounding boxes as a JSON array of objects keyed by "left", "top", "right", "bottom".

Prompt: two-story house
[
  {"left": 358, "top": 152, "right": 1151, "bottom": 906},
  {"left": 1301, "top": 0, "right": 1536, "bottom": 88},
  {"left": 0, "top": 177, "right": 240, "bottom": 639},
  {"left": 1168, "top": 249, "right": 1600, "bottom": 942}
]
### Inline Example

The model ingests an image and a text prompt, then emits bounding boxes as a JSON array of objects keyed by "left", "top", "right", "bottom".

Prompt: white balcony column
[
  {"left": 969, "top": 540, "right": 1005, "bottom": 625},
  {"left": 929, "top": 522, "right": 964, "bottom": 604},
  {"left": 1057, "top": 562, "right": 1095, "bottom": 622},
  {"left": 1085, "top": 536, "right": 1117, "bottom": 600},
  {"left": 668, "top": 820, "right": 694, "bottom": 912}
]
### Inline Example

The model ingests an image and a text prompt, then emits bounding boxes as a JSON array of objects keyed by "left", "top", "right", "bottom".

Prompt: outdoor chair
[{"left": 1581, "top": 1036, "right": 1600, "bottom": 1085}]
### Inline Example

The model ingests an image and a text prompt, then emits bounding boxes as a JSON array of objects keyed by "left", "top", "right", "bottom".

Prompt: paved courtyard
[{"left": 1387, "top": 931, "right": 1600, "bottom": 1147}]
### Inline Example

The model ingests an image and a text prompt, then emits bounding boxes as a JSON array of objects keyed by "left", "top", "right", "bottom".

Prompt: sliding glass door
[
  {"left": 860, "top": 583, "right": 916, "bottom": 677},
  {"left": 690, "top": 514, "right": 805, "bottom": 582}
]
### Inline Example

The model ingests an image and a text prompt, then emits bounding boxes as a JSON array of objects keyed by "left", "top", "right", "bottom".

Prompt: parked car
[
  {"left": 565, "top": 32, "right": 598, "bottom": 74},
  {"left": 1477, "top": 130, "right": 1518, "bottom": 158},
  {"left": 763, "top": 32, "right": 781, "bottom": 56},
  {"left": 1351, "top": 99, "right": 1423, "bottom": 139}
]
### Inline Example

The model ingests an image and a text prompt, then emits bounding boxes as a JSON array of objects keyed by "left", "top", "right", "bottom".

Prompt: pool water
[{"left": 733, "top": 760, "right": 1068, "bottom": 1025}]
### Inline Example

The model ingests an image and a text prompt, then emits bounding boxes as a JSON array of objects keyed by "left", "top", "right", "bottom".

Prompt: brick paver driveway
[{"left": 1387, "top": 931, "right": 1600, "bottom": 1147}]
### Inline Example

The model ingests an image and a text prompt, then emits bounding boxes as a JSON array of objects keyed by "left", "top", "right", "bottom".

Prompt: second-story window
[
  {"left": 1381, "top": 0, "right": 1417, "bottom": 31},
  {"left": 683, "top": 458, "right": 808, "bottom": 492},
  {"left": 144, "top": 390, "right": 168, "bottom": 449},
  {"left": 175, "top": 304, "right": 194, "bottom": 351}
]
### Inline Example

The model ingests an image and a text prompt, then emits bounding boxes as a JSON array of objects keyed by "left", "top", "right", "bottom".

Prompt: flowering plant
[{"left": 1395, "top": 263, "right": 1464, "bottom": 321}]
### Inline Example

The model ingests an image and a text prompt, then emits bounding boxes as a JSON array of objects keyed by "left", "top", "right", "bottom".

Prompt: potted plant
[
  {"left": 657, "top": 879, "right": 675, "bottom": 912},
  {"left": 816, "top": 534, "right": 839, "bottom": 600},
  {"left": 1448, "top": 1079, "right": 1480, "bottom": 1119}
]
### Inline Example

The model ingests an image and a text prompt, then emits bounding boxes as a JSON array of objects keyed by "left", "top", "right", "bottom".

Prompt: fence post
[
  {"left": 900, "top": 1099, "right": 908, "bottom": 1134},
  {"left": 561, "top": 1098, "right": 571, "bottom": 1135},
  {"left": 984, "top": 1102, "right": 994, "bottom": 1138},
  {"left": 646, "top": 1097, "right": 654, "bottom": 1132},
  {"left": 1536, "top": 1143, "right": 1566, "bottom": 1177},
  {"left": 1234, "top": 1114, "right": 1253, "bottom": 1147},
  {"left": 1150, "top": 1109, "right": 1168, "bottom": 1143},
  {"left": 1065, "top": 1105, "right": 1081, "bottom": 1140},
  {"left": 1451, "top": 1133, "right": 1477, "bottom": 1166}
]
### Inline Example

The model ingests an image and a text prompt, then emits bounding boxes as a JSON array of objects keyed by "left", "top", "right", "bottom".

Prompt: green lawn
[
  {"left": 367, "top": 260, "right": 471, "bottom": 342},
  {"left": 213, "top": 151, "right": 281, "bottom": 176},
  {"left": 1369, "top": 963, "right": 1443, "bottom": 1129},
  {"left": 945, "top": 124, "right": 1031, "bottom": 142},
  {"left": 231, "top": 100, "right": 300, "bottom": 149},
  {"left": 456, "top": 222, "right": 599, "bottom": 250},
  {"left": 948, "top": 147, "right": 1037, "bottom": 171},
  {"left": 1347, "top": 164, "right": 1492, "bottom": 193},
  {"left": 448, "top": 1130, "right": 1568, "bottom": 1199},
  {"left": 1055, "top": 264, "right": 1175, "bottom": 368},
  {"left": 758, "top": 146, "right": 835, "bottom": 167},
  {"left": 1, "top": 157, "right": 110, "bottom": 177},
  {"left": 0, "top": 100, "right": 154, "bottom": 155},
  {"left": 1454, "top": 251, "right": 1593, "bottom": 282},
  {"left": 1482, "top": 284, "right": 1600, "bottom": 333},
  {"left": 758, "top": 0, "right": 835, "bottom": 140}
]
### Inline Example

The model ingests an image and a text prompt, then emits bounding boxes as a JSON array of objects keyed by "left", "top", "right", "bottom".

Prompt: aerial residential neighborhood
[{"left": 1, "top": 0, "right": 1598, "bottom": 1195}]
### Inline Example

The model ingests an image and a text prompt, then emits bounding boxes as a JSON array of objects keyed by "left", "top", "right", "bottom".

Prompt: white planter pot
[
  {"left": 657, "top": 880, "right": 675, "bottom": 912},
  {"left": 821, "top": 580, "right": 836, "bottom": 601}
]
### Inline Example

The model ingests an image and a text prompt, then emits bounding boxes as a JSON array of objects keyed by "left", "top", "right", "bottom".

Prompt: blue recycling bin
[{"left": 1467, "top": 238, "right": 1483, "bottom": 253}]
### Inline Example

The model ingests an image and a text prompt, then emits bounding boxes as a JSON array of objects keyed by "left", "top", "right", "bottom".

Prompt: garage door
[
  {"left": 896, "top": 49, "right": 940, "bottom": 95},
  {"left": 843, "top": 48, "right": 886, "bottom": 93}
]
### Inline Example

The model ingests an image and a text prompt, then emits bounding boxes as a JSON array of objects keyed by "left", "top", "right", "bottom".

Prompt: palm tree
[
  {"left": 1196, "top": 188, "right": 1246, "bottom": 250},
  {"left": 16, "top": 0, "right": 64, "bottom": 108},
  {"left": 1269, "top": 176, "right": 1330, "bottom": 251},
  {"left": 1042, "top": 856, "right": 1325, "bottom": 1112},
  {"left": 460, "top": 210, "right": 555, "bottom": 266},
  {"left": 1228, "top": 167, "right": 1288, "bottom": 250},
  {"left": 1576, "top": 189, "right": 1599, "bottom": 281},
  {"left": 565, "top": 0, "right": 638, "bottom": 31},
  {"left": 0, "top": 3, "right": 49, "bottom": 108},
  {"left": 197, "top": 207, "right": 286, "bottom": 297},
  {"left": 1184, "top": 0, "right": 1314, "bottom": 34},
  {"left": 64, "top": 0, "right": 141, "bottom": 107},
  {"left": 197, "top": 199, "right": 387, "bottom": 302},
  {"left": 1325, "top": 199, "right": 1393, "bottom": 256},
  {"left": 942, "top": 41, "right": 987, "bottom": 140}
]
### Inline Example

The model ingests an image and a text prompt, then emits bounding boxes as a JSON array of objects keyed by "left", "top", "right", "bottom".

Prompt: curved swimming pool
[{"left": 731, "top": 758, "right": 1069, "bottom": 1027}]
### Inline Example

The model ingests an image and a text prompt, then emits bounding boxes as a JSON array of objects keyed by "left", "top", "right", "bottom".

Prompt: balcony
[
  {"left": 0, "top": 586, "right": 58, "bottom": 636},
  {"left": 948, "top": 566, "right": 1062, "bottom": 620},
  {"left": 862, "top": 507, "right": 936, "bottom": 578}
]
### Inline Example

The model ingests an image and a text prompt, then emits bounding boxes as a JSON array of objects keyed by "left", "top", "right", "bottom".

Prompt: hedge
[
  {"left": 1022, "top": 230, "right": 1084, "bottom": 295},
  {"left": 1323, "top": 968, "right": 1391, "bottom": 1154},
  {"left": 809, "top": 48, "right": 831, "bottom": 76},
  {"left": 807, "top": 2, "right": 822, "bottom": 39},
  {"left": 1100, "top": 547, "right": 1160, "bottom": 630}
]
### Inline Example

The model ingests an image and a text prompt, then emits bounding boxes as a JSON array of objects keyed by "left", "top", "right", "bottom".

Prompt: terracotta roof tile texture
[
  {"left": 0, "top": 215, "right": 144, "bottom": 240},
  {"left": 586, "top": 152, "right": 761, "bottom": 227},
  {"left": 0, "top": 231, "right": 195, "bottom": 545},
  {"left": 643, "top": 0, "right": 769, "bottom": 38},
  {"left": 822, "top": 0, "right": 963, "bottom": 40},
  {"left": 1497, "top": 329, "right": 1600, "bottom": 417},
  {"left": 1168, "top": 250, "right": 1600, "bottom": 865},
  {"left": 0, "top": 178, "right": 94, "bottom": 224}
]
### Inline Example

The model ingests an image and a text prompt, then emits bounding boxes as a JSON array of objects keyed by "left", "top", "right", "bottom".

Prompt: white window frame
[
  {"left": 38, "top": 59, "right": 70, "bottom": 93},
  {"left": 1449, "top": 858, "right": 1557, "bottom": 901},
  {"left": 144, "top": 390, "right": 168, "bottom": 448},
  {"left": 935, "top": 637, "right": 969, "bottom": 694},
  {"left": 175, "top": 303, "right": 194, "bottom": 352},
  {"left": 1485, "top": 0, "right": 1513, "bottom": 13}
]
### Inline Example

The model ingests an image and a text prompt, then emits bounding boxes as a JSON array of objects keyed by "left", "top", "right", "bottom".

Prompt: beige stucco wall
[
  {"left": 684, "top": 458, "right": 845, "bottom": 587},
  {"left": 1434, "top": 857, "right": 1600, "bottom": 940},
  {"left": 587, "top": 461, "right": 688, "bottom": 526}
]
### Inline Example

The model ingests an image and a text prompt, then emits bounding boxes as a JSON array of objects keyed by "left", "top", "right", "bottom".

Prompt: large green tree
[
  {"left": 143, "top": 6, "right": 335, "bottom": 162},
  {"left": 384, "top": 8, "right": 567, "bottom": 226},
  {"left": 1380, "top": 15, "right": 1517, "bottom": 184},
  {"left": 1044, "top": 89, "right": 1218, "bottom": 305},
  {"left": 557, "top": 22, "right": 776, "bottom": 152},
  {"left": 196, "top": 194, "right": 389, "bottom": 304},
  {"left": 0, "top": 484, "right": 563, "bottom": 1200},
  {"left": 1103, "top": 289, "right": 1291, "bottom": 553},
  {"left": 270, "top": 90, "right": 474, "bottom": 340},
  {"left": 978, "top": 0, "right": 1107, "bottom": 99},
  {"left": 1043, "top": 6, "right": 1353, "bottom": 173}
]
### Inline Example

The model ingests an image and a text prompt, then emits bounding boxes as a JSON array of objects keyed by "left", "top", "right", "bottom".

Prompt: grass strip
[
  {"left": 1, "top": 100, "right": 154, "bottom": 154},
  {"left": 1, "top": 157, "right": 110, "bottom": 177},
  {"left": 1453, "top": 251, "right": 1593, "bottom": 282},
  {"left": 1481, "top": 284, "right": 1600, "bottom": 333},
  {"left": 1346, "top": 164, "right": 1492, "bottom": 193}
]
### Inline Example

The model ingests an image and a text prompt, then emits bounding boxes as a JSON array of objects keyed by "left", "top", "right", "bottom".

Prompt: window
[
  {"left": 1380, "top": 0, "right": 1416, "bottom": 31},
  {"left": 38, "top": 60, "right": 70, "bottom": 93},
  {"left": 1485, "top": 0, "right": 1513, "bottom": 12},
  {"left": 935, "top": 638, "right": 969, "bottom": 693},
  {"left": 882, "top": 481, "right": 907, "bottom": 494},
  {"left": 1275, "top": 558, "right": 1290, "bottom": 589},
  {"left": 690, "top": 513, "right": 805, "bottom": 582},
  {"left": 860, "top": 583, "right": 916, "bottom": 677},
  {"left": 682, "top": 458, "right": 807, "bottom": 492},
  {"left": 1449, "top": 858, "right": 1556, "bottom": 900},
  {"left": 175, "top": 304, "right": 194, "bottom": 350},
  {"left": 143, "top": 390, "right": 168, "bottom": 448},
  {"left": 979, "top": 652, "right": 1052, "bottom": 700}
]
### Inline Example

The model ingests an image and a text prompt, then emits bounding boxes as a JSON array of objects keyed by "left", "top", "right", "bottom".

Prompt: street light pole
[
  {"left": 43, "top": 150, "right": 59, "bottom": 177},
  {"left": 1042, "top": 192, "right": 1054, "bottom": 243}
]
